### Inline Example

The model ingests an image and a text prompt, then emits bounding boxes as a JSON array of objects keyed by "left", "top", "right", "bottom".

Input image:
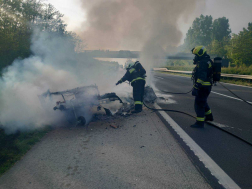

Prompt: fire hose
[
  {"left": 143, "top": 100, "right": 252, "bottom": 146},
  {"left": 159, "top": 88, "right": 193, "bottom": 94},
  {"left": 143, "top": 83, "right": 252, "bottom": 147},
  {"left": 159, "top": 82, "right": 252, "bottom": 106},
  {"left": 218, "top": 82, "right": 252, "bottom": 106}
]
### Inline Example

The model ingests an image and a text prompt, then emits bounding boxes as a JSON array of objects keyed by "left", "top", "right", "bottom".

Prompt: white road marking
[
  {"left": 154, "top": 76, "right": 164, "bottom": 80},
  {"left": 210, "top": 121, "right": 235, "bottom": 129},
  {"left": 219, "top": 82, "right": 252, "bottom": 89},
  {"left": 211, "top": 91, "right": 252, "bottom": 104},
  {"left": 154, "top": 103, "right": 240, "bottom": 189},
  {"left": 158, "top": 72, "right": 252, "bottom": 89},
  {"left": 155, "top": 73, "right": 252, "bottom": 104},
  {"left": 157, "top": 73, "right": 190, "bottom": 79}
]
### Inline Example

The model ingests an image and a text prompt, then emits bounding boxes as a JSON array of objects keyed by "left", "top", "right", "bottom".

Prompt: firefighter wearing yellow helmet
[
  {"left": 191, "top": 46, "right": 214, "bottom": 128},
  {"left": 116, "top": 61, "right": 146, "bottom": 113}
]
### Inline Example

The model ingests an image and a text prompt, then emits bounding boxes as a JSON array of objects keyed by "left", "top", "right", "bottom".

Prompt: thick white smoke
[
  {"left": 0, "top": 30, "right": 124, "bottom": 134},
  {"left": 0, "top": 0, "right": 207, "bottom": 133},
  {"left": 78, "top": 0, "right": 206, "bottom": 83}
]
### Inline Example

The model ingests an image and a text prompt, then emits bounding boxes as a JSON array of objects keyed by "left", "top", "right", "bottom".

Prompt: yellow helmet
[{"left": 192, "top": 46, "right": 206, "bottom": 57}]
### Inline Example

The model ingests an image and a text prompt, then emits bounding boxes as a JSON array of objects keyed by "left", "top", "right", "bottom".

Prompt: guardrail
[{"left": 154, "top": 68, "right": 252, "bottom": 82}]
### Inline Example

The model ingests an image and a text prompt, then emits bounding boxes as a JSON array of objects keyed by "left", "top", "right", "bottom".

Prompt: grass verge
[
  {"left": 0, "top": 126, "right": 52, "bottom": 176},
  {"left": 165, "top": 66, "right": 194, "bottom": 71},
  {"left": 221, "top": 66, "right": 252, "bottom": 75}
]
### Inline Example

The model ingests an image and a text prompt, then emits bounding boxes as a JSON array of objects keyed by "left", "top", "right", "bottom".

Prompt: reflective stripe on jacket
[
  {"left": 135, "top": 101, "right": 143, "bottom": 105},
  {"left": 120, "top": 62, "right": 146, "bottom": 84},
  {"left": 193, "top": 54, "right": 213, "bottom": 87},
  {"left": 131, "top": 77, "right": 145, "bottom": 83}
]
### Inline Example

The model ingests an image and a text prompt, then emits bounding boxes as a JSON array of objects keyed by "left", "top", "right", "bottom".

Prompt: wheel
[
  {"left": 77, "top": 116, "right": 86, "bottom": 126},
  {"left": 104, "top": 108, "right": 112, "bottom": 116}
]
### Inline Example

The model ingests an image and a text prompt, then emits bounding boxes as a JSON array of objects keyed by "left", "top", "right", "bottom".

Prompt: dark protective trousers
[
  {"left": 132, "top": 80, "right": 146, "bottom": 111},
  {"left": 194, "top": 86, "right": 212, "bottom": 122}
]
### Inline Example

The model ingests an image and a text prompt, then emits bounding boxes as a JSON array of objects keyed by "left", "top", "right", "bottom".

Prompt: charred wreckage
[{"left": 38, "top": 85, "right": 157, "bottom": 127}]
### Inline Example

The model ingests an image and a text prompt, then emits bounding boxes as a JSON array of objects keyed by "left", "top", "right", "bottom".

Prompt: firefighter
[
  {"left": 191, "top": 46, "right": 214, "bottom": 128},
  {"left": 116, "top": 61, "right": 146, "bottom": 113}
]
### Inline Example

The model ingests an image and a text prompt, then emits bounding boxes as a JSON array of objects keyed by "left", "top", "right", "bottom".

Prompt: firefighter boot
[
  {"left": 190, "top": 121, "right": 204, "bottom": 128},
  {"left": 131, "top": 109, "right": 142, "bottom": 114},
  {"left": 205, "top": 113, "right": 213, "bottom": 121},
  {"left": 131, "top": 104, "right": 142, "bottom": 113}
]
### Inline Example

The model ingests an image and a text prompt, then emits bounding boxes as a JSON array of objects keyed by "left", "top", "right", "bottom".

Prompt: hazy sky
[
  {"left": 205, "top": 0, "right": 252, "bottom": 34},
  {"left": 47, "top": 0, "right": 252, "bottom": 49},
  {"left": 44, "top": 0, "right": 86, "bottom": 31}
]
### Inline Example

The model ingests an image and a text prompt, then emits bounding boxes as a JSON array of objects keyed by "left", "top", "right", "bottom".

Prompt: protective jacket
[
  {"left": 192, "top": 54, "right": 213, "bottom": 88},
  {"left": 119, "top": 61, "right": 146, "bottom": 85},
  {"left": 192, "top": 53, "right": 214, "bottom": 125}
]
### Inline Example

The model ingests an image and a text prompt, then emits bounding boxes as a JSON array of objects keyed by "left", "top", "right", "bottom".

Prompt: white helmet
[{"left": 124, "top": 60, "right": 134, "bottom": 69}]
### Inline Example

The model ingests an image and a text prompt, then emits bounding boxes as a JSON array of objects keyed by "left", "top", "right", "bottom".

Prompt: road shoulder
[{"left": 0, "top": 109, "right": 212, "bottom": 189}]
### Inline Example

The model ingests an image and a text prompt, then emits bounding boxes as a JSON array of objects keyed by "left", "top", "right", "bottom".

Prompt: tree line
[
  {"left": 0, "top": 0, "right": 81, "bottom": 72},
  {"left": 182, "top": 14, "right": 252, "bottom": 67},
  {"left": 1, "top": 2, "right": 251, "bottom": 70}
]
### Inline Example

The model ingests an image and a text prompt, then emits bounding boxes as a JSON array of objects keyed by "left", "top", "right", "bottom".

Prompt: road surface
[{"left": 153, "top": 72, "right": 252, "bottom": 189}]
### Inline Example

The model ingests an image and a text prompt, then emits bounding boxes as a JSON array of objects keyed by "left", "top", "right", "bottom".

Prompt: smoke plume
[
  {"left": 78, "top": 0, "right": 206, "bottom": 82},
  {"left": 80, "top": 0, "right": 204, "bottom": 50},
  {"left": 0, "top": 30, "right": 123, "bottom": 134},
  {"left": 0, "top": 0, "right": 206, "bottom": 133}
]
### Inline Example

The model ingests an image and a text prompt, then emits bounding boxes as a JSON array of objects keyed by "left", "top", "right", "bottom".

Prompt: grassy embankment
[
  {"left": 160, "top": 66, "right": 252, "bottom": 87},
  {"left": 0, "top": 127, "right": 52, "bottom": 176}
]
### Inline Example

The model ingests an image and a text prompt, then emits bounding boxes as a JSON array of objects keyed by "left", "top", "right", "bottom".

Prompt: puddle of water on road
[
  {"left": 210, "top": 122, "right": 235, "bottom": 129},
  {"left": 154, "top": 90, "right": 177, "bottom": 105}
]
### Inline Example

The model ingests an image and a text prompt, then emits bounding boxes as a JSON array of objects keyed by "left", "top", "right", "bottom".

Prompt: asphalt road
[
  {"left": 153, "top": 72, "right": 252, "bottom": 189},
  {"left": 0, "top": 110, "right": 212, "bottom": 189}
]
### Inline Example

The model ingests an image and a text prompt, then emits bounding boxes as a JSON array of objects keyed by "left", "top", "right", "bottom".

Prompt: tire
[
  {"left": 104, "top": 108, "right": 112, "bottom": 116},
  {"left": 77, "top": 116, "right": 86, "bottom": 126}
]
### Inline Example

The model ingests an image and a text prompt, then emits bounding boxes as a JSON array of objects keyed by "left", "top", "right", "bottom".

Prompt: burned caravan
[{"left": 38, "top": 85, "right": 125, "bottom": 126}]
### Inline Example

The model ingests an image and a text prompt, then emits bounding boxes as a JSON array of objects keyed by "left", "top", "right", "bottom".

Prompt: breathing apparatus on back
[
  {"left": 191, "top": 46, "right": 222, "bottom": 83},
  {"left": 212, "top": 57, "right": 222, "bottom": 82}
]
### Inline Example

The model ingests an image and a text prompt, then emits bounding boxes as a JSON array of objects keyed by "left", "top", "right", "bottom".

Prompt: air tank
[{"left": 213, "top": 57, "right": 222, "bottom": 82}]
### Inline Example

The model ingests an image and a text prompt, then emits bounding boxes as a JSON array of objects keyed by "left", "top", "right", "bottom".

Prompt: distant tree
[
  {"left": 183, "top": 16, "right": 252, "bottom": 68},
  {"left": 229, "top": 23, "right": 252, "bottom": 66},
  {"left": 207, "top": 39, "right": 230, "bottom": 58},
  {"left": 207, "top": 17, "right": 231, "bottom": 58},
  {"left": 183, "top": 15, "right": 213, "bottom": 51},
  {"left": 212, "top": 17, "right": 231, "bottom": 41},
  {"left": 183, "top": 27, "right": 195, "bottom": 50},
  {"left": 22, "top": 0, "right": 42, "bottom": 23},
  {"left": 195, "top": 15, "right": 213, "bottom": 46},
  {"left": 183, "top": 15, "right": 233, "bottom": 58},
  {"left": 0, "top": 0, "right": 31, "bottom": 70},
  {"left": 39, "top": 3, "right": 66, "bottom": 34},
  {"left": 0, "top": 0, "right": 74, "bottom": 71}
]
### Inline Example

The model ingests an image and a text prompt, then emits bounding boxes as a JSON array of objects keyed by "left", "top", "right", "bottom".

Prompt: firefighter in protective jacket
[
  {"left": 116, "top": 61, "right": 146, "bottom": 113},
  {"left": 191, "top": 46, "right": 214, "bottom": 128}
]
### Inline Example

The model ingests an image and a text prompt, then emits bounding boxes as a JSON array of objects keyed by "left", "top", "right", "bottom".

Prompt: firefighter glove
[
  {"left": 116, "top": 80, "right": 121, "bottom": 85},
  {"left": 194, "top": 82, "right": 202, "bottom": 89}
]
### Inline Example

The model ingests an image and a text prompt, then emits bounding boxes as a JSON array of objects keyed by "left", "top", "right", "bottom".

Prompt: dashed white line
[
  {"left": 211, "top": 91, "right": 252, "bottom": 104},
  {"left": 155, "top": 74, "right": 252, "bottom": 104},
  {"left": 219, "top": 82, "right": 252, "bottom": 89},
  {"left": 154, "top": 103, "right": 241, "bottom": 189},
  {"left": 154, "top": 76, "right": 164, "bottom": 80},
  {"left": 157, "top": 73, "right": 252, "bottom": 89}
]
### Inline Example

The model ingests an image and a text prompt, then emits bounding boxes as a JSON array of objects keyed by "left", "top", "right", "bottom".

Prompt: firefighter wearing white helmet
[
  {"left": 124, "top": 59, "right": 134, "bottom": 69},
  {"left": 191, "top": 46, "right": 214, "bottom": 128},
  {"left": 116, "top": 61, "right": 146, "bottom": 113}
]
